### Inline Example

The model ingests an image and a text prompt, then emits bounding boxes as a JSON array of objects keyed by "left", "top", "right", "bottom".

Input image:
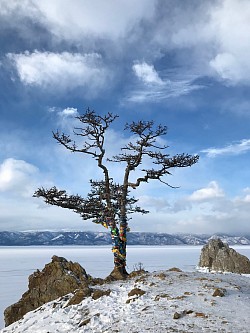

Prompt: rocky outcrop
[
  {"left": 4, "top": 255, "right": 91, "bottom": 326},
  {"left": 198, "top": 238, "right": 250, "bottom": 274}
]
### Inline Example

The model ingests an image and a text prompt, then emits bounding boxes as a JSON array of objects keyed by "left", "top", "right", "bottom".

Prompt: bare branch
[{"left": 35, "top": 109, "right": 199, "bottom": 229}]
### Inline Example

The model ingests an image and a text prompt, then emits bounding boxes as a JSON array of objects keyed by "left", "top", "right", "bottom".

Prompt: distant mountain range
[{"left": 0, "top": 231, "right": 250, "bottom": 246}]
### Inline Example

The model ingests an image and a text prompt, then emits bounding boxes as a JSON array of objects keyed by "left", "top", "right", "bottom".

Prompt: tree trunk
[{"left": 109, "top": 217, "right": 128, "bottom": 277}]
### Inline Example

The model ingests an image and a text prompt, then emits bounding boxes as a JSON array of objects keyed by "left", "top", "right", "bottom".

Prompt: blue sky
[{"left": 1, "top": 0, "right": 250, "bottom": 235}]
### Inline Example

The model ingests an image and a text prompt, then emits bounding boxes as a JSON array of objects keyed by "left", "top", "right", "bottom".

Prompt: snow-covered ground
[
  {"left": 0, "top": 245, "right": 204, "bottom": 328},
  {"left": 1, "top": 269, "right": 250, "bottom": 333}
]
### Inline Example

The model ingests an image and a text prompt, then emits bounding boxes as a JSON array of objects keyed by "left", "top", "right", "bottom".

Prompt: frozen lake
[{"left": 1, "top": 245, "right": 250, "bottom": 329}]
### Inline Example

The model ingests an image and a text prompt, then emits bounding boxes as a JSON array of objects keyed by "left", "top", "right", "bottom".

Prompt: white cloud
[
  {"left": 0, "top": 158, "right": 38, "bottom": 196},
  {"left": 1, "top": 0, "right": 155, "bottom": 40},
  {"left": 138, "top": 195, "right": 170, "bottom": 212},
  {"left": 127, "top": 181, "right": 250, "bottom": 235},
  {"left": 7, "top": 51, "right": 110, "bottom": 95},
  {"left": 210, "top": 53, "right": 243, "bottom": 84},
  {"left": 0, "top": 0, "right": 40, "bottom": 20},
  {"left": 125, "top": 79, "right": 202, "bottom": 103},
  {"left": 209, "top": 0, "right": 250, "bottom": 84},
  {"left": 0, "top": 194, "right": 99, "bottom": 232},
  {"left": 0, "top": 156, "right": 101, "bottom": 231},
  {"left": 61, "top": 107, "right": 78, "bottom": 117},
  {"left": 125, "top": 60, "right": 203, "bottom": 103},
  {"left": 149, "top": 0, "right": 250, "bottom": 86},
  {"left": 48, "top": 107, "right": 78, "bottom": 117},
  {"left": 137, "top": 183, "right": 250, "bottom": 235},
  {"left": 133, "top": 62, "right": 164, "bottom": 85},
  {"left": 56, "top": 107, "right": 79, "bottom": 130},
  {"left": 242, "top": 194, "right": 250, "bottom": 203},
  {"left": 188, "top": 181, "right": 224, "bottom": 202},
  {"left": 202, "top": 139, "right": 250, "bottom": 157},
  {"left": 36, "top": 0, "right": 155, "bottom": 39},
  {"left": 3, "top": 0, "right": 250, "bottom": 88}
]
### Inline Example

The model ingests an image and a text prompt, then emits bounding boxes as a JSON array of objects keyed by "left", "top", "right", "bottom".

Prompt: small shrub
[{"left": 133, "top": 262, "right": 145, "bottom": 271}]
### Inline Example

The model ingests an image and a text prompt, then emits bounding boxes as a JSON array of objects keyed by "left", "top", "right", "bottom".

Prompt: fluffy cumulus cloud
[
  {"left": 7, "top": 51, "right": 110, "bottom": 95},
  {"left": 209, "top": 0, "right": 250, "bottom": 84},
  {"left": 188, "top": 181, "right": 225, "bottom": 201},
  {"left": 48, "top": 106, "right": 78, "bottom": 117},
  {"left": 202, "top": 139, "right": 250, "bottom": 157},
  {"left": 133, "top": 62, "right": 164, "bottom": 85},
  {"left": 60, "top": 107, "right": 78, "bottom": 117},
  {"left": 210, "top": 53, "right": 243, "bottom": 83},
  {"left": 0, "top": 158, "right": 38, "bottom": 196}
]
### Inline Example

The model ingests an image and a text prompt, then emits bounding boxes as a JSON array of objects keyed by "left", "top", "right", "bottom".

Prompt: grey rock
[{"left": 198, "top": 238, "right": 250, "bottom": 274}]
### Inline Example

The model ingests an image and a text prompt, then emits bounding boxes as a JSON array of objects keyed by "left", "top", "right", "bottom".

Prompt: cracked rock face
[
  {"left": 4, "top": 255, "right": 90, "bottom": 326},
  {"left": 198, "top": 238, "right": 250, "bottom": 274}
]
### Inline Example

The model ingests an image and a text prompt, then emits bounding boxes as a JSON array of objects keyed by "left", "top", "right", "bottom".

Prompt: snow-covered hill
[
  {"left": 1, "top": 231, "right": 250, "bottom": 246},
  {"left": 1, "top": 269, "right": 250, "bottom": 333}
]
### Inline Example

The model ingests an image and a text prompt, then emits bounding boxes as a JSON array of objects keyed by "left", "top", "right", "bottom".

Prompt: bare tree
[{"left": 34, "top": 108, "right": 199, "bottom": 277}]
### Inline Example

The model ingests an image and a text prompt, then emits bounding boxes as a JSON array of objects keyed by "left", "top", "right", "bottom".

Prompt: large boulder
[
  {"left": 4, "top": 255, "right": 91, "bottom": 326},
  {"left": 198, "top": 238, "right": 250, "bottom": 274}
]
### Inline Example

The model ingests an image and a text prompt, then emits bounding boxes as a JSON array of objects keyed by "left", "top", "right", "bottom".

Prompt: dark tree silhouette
[{"left": 34, "top": 108, "right": 199, "bottom": 278}]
